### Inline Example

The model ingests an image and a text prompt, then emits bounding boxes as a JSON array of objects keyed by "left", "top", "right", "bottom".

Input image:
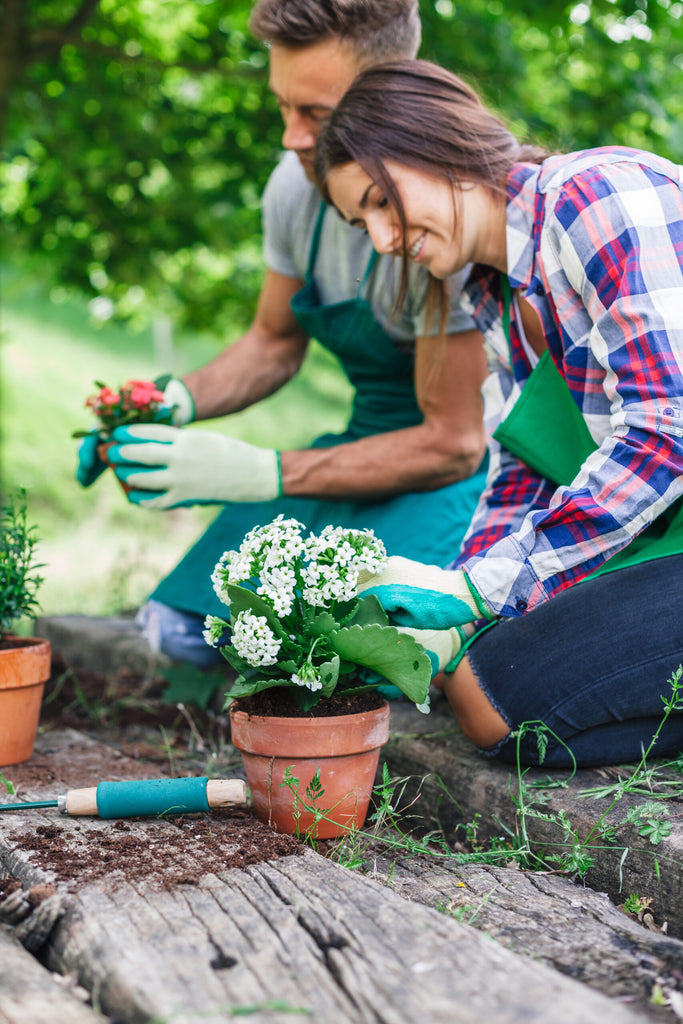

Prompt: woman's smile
[
  {"left": 408, "top": 231, "right": 427, "bottom": 260},
  {"left": 326, "top": 159, "right": 507, "bottom": 277}
]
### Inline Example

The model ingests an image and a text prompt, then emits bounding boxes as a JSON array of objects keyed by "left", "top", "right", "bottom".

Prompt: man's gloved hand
[
  {"left": 398, "top": 622, "right": 476, "bottom": 676},
  {"left": 357, "top": 555, "right": 494, "bottom": 630},
  {"left": 76, "top": 431, "right": 107, "bottom": 488},
  {"left": 155, "top": 375, "right": 195, "bottom": 427},
  {"left": 106, "top": 424, "right": 282, "bottom": 510}
]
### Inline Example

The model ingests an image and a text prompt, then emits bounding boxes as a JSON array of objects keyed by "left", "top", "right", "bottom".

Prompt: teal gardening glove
[
  {"left": 357, "top": 555, "right": 495, "bottom": 630},
  {"left": 76, "top": 431, "right": 107, "bottom": 487},
  {"left": 107, "top": 424, "right": 282, "bottom": 509}
]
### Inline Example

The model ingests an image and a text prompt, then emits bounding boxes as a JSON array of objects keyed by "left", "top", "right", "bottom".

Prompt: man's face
[{"left": 269, "top": 38, "right": 361, "bottom": 181}]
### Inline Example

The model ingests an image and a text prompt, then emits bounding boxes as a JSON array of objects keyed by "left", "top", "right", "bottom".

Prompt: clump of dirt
[
  {"left": 0, "top": 876, "right": 23, "bottom": 899},
  {"left": 234, "top": 689, "right": 385, "bottom": 718},
  {"left": 8, "top": 807, "right": 304, "bottom": 892}
]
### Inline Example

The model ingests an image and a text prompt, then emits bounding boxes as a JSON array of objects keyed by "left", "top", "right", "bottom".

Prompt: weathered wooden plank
[
  {"left": 385, "top": 698, "right": 683, "bottom": 937},
  {"left": 39, "top": 850, "right": 649, "bottom": 1024},
  {"left": 0, "top": 726, "right": 672, "bottom": 1024},
  {"left": 0, "top": 925, "right": 102, "bottom": 1024},
  {"left": 353, "top": 847, "right": 683, "bottom": 1019}
]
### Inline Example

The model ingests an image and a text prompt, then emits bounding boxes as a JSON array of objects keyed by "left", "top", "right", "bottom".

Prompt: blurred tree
[
  {"left": 2, "top": 0, "right": 683, "bottom": 334},
  {"left": 0, "top": 0, "right": 281, "bottom": 332},
  {"left": 419, "top": 0, "right": 683, "bottom": 158}
]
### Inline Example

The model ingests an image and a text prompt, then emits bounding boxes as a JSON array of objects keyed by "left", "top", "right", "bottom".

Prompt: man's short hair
[{"left": 249, "top": 0, "right": 421, "bottom": 65}]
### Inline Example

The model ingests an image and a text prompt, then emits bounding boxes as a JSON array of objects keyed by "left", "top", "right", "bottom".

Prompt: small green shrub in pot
[
  {"left": 0, "top": 488, "right": 50, "bottom": 767},
  {"left": 0, "top": 488, "right": 44, "bottom": 640}
]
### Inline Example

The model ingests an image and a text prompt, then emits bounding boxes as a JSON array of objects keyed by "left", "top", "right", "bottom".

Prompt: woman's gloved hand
[
  {"left": 107, "top": 424, "right": 282, "bottom": 509},
  {"left": 396, "top": 622, "right": 476, "bottom": 676},
  {"left": 357, "top": 555, "right": 494, "bottom": 630}
]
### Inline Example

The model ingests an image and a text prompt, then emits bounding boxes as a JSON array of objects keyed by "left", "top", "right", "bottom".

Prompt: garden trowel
[{"left": 0, "top": 775, "right": 246, "bottom": 819}]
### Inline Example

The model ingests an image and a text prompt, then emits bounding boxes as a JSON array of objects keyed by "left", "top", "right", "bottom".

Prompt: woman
[{"left": 314, "top": 60, "right": 683, "bottom": 767}]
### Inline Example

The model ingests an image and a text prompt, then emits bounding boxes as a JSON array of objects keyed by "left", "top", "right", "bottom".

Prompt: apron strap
[
  {"left": 305, "top": 202, "right": 327, "bottom": 281},
  {"left": 306, "top": 202, "right": 379, "bottom": 295},
  {"left": 359, "top": 248, "right": 379, "bottom": 296}
]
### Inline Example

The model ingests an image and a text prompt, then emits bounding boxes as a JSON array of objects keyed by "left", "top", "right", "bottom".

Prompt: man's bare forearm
[
  {"left": 279, "top": 421, "right": 486, "bottom": 500},
  {"left": 183, "top": 328, "right": 307, "bottom": 421}
]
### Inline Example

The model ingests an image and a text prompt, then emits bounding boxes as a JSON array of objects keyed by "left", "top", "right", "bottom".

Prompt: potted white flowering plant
[{"left": 204, "top": 515, "right": 431, "bottom": 837}]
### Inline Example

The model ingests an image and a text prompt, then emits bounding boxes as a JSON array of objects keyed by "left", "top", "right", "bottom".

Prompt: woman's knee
[{"left": 443, "top": 657, "right": 510, "bottom": 748}]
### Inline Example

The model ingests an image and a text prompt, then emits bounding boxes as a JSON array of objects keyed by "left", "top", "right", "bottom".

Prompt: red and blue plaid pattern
[{"left": 454, "top": 147, "right": 683, "bottom": 618}]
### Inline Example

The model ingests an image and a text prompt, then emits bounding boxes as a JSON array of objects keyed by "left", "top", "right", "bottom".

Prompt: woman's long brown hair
[{"left": 315, "top": 59, "right": 547, "bottom": 330}]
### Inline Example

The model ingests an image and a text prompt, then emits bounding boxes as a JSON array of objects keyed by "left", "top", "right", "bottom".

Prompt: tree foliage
[{"left": 2, "top": 0, "right": 683, "bottom": 333}]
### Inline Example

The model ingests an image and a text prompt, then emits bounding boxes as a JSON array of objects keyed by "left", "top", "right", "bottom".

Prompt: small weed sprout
[{"left": 0, "top": 772, "right": 15, "bottom": 797}]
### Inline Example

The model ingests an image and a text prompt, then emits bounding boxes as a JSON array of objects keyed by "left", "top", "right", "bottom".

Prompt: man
[{"left": 78, "top": 0, "right": 488, "bottom": 668}]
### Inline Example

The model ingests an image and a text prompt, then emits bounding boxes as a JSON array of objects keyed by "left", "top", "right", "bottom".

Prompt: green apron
[
  {"left": 492, "top": 276, "right": 683, "bottom": 577},
  {"left": 151, "top": 203, "right": 487, "bottom": 618}
]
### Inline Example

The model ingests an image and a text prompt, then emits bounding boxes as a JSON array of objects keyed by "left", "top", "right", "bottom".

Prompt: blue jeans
[
  {"left": 137, "top": 600, "right": 226, "bottom": 670},
  {"left": 466, "top": 555, "right": 683, "bottom": 767}
]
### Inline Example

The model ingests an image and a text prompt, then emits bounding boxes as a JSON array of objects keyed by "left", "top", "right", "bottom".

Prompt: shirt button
[
  {"left": 535, "top": 285, "right": 545, "bottom": 296},
  {"left": 515, "top": 599, "right": 528, "bottom": 612},
  {"left": 664, "top": 407, "right": 674, "bottom": 416}
]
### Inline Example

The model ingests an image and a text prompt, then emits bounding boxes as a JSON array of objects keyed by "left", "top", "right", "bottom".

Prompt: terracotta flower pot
[
  {"left": 0, "top": 636, "right": 51, "bottom": 767},
  {"left": 230, "top": 699, "right": 390, "bottom": 838},
  {"left": 97, "top": 441, "right": 130, "bottom": 494}
]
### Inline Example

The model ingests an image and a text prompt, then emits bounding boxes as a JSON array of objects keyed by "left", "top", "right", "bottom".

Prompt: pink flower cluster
[{"left": 81, "top": 379, "right": 170, "bottom": 434}]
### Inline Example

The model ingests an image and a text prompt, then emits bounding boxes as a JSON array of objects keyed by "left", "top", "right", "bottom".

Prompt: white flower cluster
[
  {"left": 211, "top": 516, "right": 305, "bottom": 613},
  {"left": 291, "top": 662, "right": 323, "bottom": 692},
  {"left": 203, "top": 614, "right": 228, "bottom": 648},
  {"left": 302, "top": 525, "right": 386, "bottom": 607},
  {"left": 210, "top": 517, "right": 386, "bottom": 626},
  {"left": 231, "top": 611, "right": 282, "bottom": 667}
]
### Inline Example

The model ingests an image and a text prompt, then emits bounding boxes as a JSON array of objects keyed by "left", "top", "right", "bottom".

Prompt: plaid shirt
[{"left": 455, "top": 147, "right": 683, "bottom": 618}]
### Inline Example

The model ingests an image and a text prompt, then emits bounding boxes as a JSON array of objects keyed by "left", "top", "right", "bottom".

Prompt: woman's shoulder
[{"left": 537, "top": 146, "right": 682, "bottom": 195}]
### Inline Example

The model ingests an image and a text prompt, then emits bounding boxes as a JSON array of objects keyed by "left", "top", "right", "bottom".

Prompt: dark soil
[
  {"left": 234, "top": 689, "right": 385, "bottom": 718},
  {"left": 6, "top": 807, "right": 303, "bottom": 893},
  {"left": 0, "top": 648, "right": 308, "bottom": 895}
]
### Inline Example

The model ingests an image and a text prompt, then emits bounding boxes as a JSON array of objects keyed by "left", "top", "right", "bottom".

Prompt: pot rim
[
  {"left": 230, "top": 699, "right": 390, "bottom": 758},
  {"left": 0, "top": 636, "right": 51, "bottom": 691},
  {"left": 229, "top": 697, "right": 389, "bottom": 725}
]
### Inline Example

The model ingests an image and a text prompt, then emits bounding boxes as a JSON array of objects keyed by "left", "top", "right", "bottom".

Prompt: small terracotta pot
[
  {"left": 230, "top": 700, "right": 390, "bottom": 838},
  {"left": 97, "top": 441, "right": 130, "bottom": 494},
  {"left": 0, "top": 636, "right": 51, "bottom": 767}
]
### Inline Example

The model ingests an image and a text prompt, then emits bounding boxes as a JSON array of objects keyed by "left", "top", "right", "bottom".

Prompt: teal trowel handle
[{"left": 60, "top": 776, "right": 246, "bottom": 818}]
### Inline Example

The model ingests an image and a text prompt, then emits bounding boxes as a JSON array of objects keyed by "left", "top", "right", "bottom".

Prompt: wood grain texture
[
  {"left": 0, "top": 727, "right": 678, "bottom": 1024},
  {"left": 0, "top": 926, "right": 101, "bottom": 1024}
]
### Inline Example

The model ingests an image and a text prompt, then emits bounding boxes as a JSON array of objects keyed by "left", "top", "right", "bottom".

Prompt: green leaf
[
  {"left": 310, "top": 610, "right": 340, "bottom": 636},
  {"left": 225, "top": 677, "right": 293, "bottom": 701},
  {"left": 346, "top": 594, "right": 389, "bottom": 628},
  {"left": 333, "top": 597, "right": 360, "bottom": 625},
  {"left": 218, "top": 644, "right": 257, "bottom": 676},
  {"left": 318, "top": 654, "right": 340, "bottom": 697},
  {"left": 159, "top": 665, "right": 227, "bottom": 710},
  {"left": 224, "top": 583, "right": 288, "bottom": 638},
  {"left": 328, "top": 624, "right": 431, "bottom": 704}
]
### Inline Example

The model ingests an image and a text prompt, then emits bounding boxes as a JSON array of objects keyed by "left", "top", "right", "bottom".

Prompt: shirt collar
[{"left": 505, "top": 162, "right": 541, "bottom": 290}]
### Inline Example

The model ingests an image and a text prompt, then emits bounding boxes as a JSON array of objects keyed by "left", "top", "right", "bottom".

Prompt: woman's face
[
  {"left": 325, "top": 160, "right": 460, "bottom": 278},
  {"left": 326, "top": 160, "right": 504, "bottom": 277}
]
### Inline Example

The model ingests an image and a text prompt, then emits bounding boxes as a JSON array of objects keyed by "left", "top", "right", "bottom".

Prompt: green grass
[{"left": 1, "top": 268, "right": 353, "bottom": 618}]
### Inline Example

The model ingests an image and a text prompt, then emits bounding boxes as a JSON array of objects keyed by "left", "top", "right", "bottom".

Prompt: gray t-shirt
[{"left": 262, "top": 151, "right": 475, "bottom": 347}]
